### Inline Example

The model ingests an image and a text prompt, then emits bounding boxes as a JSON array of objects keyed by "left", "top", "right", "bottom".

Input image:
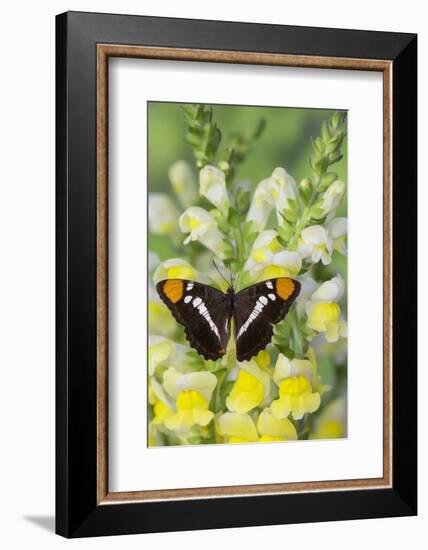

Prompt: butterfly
[{"left": 156, "top": 277, "right": 301, "bottom": 362}]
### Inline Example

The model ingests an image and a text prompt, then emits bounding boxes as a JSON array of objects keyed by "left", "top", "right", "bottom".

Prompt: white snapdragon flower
[
  {"left": 305, "top": 275, "right": 347, "bottom": 342},
  {"left": 298, "top": 225, "right": 333, "bottom": 265},
  {"left": 168, "top": 160, "right": 198, "bottom": 208},
  {"left": 273, "top": 167, "right": 297, "bottom": 223},
  {"left": 179, "top": 207, "right": 229, "bottom": 259},
  {"left": 245, "top": 230, "right": 301, "bottom": 280},
  {"left": 246, "top": 167, "right": 297, "bottom": 232},
  {"left": 326, "top": 217, "right": 348, "bottom": 255},
  {"left": 199, "top": 165, "right": 230, "bottom": 216},
  {"left": 148, "top": 193, "right": 180, "bottom": 235}
]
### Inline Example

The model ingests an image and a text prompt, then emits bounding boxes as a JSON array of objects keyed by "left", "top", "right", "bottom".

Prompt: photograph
[{"left": 147, "top": 102, "right": 348, "bottom": 447}]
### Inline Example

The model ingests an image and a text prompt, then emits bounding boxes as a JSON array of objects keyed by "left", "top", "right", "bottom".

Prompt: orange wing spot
[
  {"left": 163, "top": 280, "right": 184, "bottom": 303},
  {"left": 276, "top": 278, "right": 295, "bottom": 300},
  {"left": 219, "top": 348, "right": 225, "bottom": 355}
]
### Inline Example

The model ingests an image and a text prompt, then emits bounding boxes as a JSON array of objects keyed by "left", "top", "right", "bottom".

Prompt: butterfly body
[{"left": 156, "top": 277, "right": 301, "bottom": 362}]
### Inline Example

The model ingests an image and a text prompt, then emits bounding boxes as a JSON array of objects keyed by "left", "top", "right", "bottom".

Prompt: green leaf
[
  {"left": 314, "top": 136, "right": 325, "bottom": 153},
  {"left": 236, "top": 189, "right": 250, "bottom": 214},
  {"left": 319, "top": 172, "right": 338, "bottom": 191},
  {"left": 321, "top": 120, "right": 331, "bottom": 143},
  {"left": 227, "top": 207, "right": 241, "bottom": 228},
  {"left": 282, "top": 208, "right": 298, "bottom": 224}
]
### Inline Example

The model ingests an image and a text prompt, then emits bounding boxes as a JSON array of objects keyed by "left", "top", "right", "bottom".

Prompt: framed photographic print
[{"left": 56, "top": 11, "right": 417, "bottom": 538}]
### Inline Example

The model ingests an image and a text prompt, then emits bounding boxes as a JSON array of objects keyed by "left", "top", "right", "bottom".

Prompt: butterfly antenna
[{"left": 213, "top": 259, "right": 231, "bottom": 288}]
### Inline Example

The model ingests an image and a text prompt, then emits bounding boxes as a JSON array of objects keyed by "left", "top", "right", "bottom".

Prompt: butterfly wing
[
  {"left": 156, "top": 279, "right": 231, "bottom": 361},
  {"left": 233, "top": 278, "right": 301, "bottom": 362}
]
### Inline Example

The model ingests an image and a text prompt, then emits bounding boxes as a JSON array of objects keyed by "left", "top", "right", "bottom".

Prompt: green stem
[
  {"left": 288, "top": 176, "right": 320, "bottom": 250},
  {"left": 288, "top": 307, "right": 305, "bottom": 358},
  {"left": 214, "top": 369, "right": 228, "bottom": 412},
  {"left": 233, "top": 224, "right": 246, "bottom": 266}
]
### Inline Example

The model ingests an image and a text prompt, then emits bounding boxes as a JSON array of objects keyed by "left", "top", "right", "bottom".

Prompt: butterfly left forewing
[
  {"left": 156, "top": 279, "right": 231, "bottom": 361},
  {"left": 233, "top": 277, "right": 301, "bottom": 362}
]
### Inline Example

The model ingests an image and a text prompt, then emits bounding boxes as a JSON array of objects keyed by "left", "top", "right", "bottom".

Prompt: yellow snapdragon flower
[
  {"left": 305, "top": 275, "right": 347, "bottom": 342},
  {"left": 216, "top": 412, "right": 259, "bottom": 444},
  {"left": 165, "top": 389, "right": 214, "bottom": 431},
  {"left": 153, "top": 258, "right": 197, "bottom": 285},
  {"left": 226, "top": 359, "right": 272, "bottom": 414},
  {"left": 226, "top": 370, "right": 264, "bottom": 414},
  {"left": 244, "top": 230, "right": 301, "bottom": 281},
  {"left": 257, "top": 408, "right": 297, "bottom": 441},
  {"left": 271, "top": 354, "right": 321, "bottom": 420}
]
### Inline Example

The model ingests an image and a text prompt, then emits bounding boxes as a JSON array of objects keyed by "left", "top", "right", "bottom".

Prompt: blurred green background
[{"left": 148, "top": 102, "right": 347, "bottom": 192}]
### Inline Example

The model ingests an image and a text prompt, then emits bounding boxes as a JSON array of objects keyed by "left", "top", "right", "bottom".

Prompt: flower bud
[{"left": 199, "top": 165, "right": 230, "bottom": 217}]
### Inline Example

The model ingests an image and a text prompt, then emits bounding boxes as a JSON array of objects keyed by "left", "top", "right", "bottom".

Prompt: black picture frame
[{"left": 56, "top": 11, "right": 417, "bottom": 538}]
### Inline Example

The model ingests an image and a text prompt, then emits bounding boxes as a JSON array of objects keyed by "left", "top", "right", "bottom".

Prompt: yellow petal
[
  {"left": 153, "top": 400, "right": 173, "bottom": 424},
  {"left": 176, "top": 389, "right": 208, "bottom": 411},
  {"left": 312, "top": 419, "right": 344, "bottom": 439},
  {"left": 257, "top": 408, "right": 297, "bottom": 440},
  {"left": 271, "top": 396, "right": 292, "bottom": 419},
  {"left": 259, "top": 265, "right": 290, "bottom": 280},
  {"left": 217, "top": 412, "right": 259, "bottom": 442},
  {"left": 228, "top": 436, "right": 253, "bottom": 444},
  {"left": 167, "top": 264, "right": 197, "bottom": 280},
  {"left": 258, "top": 435, "right": 286, "bottom": 442},
  {"left": 301, "top": 392, "right": 321, "bottom": 414},
  {"left": 307, "top": 302, "right": 340, "bottom": 332},
  {"left": 255, "top": 350, "right": 270, "bottom": 371},
  {"left": 226, "top": 370, "right": 264, "bottom": 414},
  {"left": 279, "top": 375, "right": 311, "bottom": 397}
]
